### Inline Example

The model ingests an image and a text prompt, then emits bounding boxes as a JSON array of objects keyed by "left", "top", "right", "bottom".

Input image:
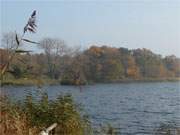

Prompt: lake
[{"left": 1, "top": 82, "right": 180, "bottom": 134}]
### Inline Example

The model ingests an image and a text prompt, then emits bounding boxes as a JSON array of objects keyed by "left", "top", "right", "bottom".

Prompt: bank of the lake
[
  {"left": 1, "top": 78, "right": 59, "bottom": 86},
  {"left": 1, "top": 77, "right": 180, "bottom": 86}
]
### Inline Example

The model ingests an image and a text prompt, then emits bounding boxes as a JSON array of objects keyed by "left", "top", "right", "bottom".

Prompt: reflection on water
[
  {"left": 99, "top": 122, "right": 180, "bottom": 135},
  {"left": 1, "top": 82, "right": 180, "bottom": 135},
  {"left": 93, "top": 122, "right": 180, "bottom": 135},
  {"left": 154, "top": 122, "right": 180, "bottom": 135}
]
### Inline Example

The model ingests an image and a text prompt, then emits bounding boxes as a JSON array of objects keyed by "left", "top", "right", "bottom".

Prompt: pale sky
[{"left": 1, "top": 0, "right": 180, "bottom": 57}]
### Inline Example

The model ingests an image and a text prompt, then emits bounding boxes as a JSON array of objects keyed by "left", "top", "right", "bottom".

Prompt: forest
[{"left": 1, "top": 33, "right": 180, "bottom": 85}]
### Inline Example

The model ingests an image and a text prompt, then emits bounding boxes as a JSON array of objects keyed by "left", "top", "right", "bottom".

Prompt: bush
[{"left": 0, "top": 92, "right": 92, "bottom": 135}]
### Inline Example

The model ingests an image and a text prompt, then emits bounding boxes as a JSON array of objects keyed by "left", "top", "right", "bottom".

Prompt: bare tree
[
  {"left": 39, "top": 38, "right": 69, "bottom": 79},
  {"left": 1, "top": 32, "right": 21, "bottom": 51},
  {"left": 1, "top": 33, "right": 17, "bottom": 67},
  {"left": 0, "top": 10, "right": 38, "bottom": 81}
]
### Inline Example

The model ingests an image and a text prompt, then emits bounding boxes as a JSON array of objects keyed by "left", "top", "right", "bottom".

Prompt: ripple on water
[{"left": 2, "top": 82, "right": 180, "bottom": 135}]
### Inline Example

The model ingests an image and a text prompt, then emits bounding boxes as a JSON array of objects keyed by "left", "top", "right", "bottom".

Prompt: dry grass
[
  {"left": 0, "top": 111, "right": 39, "bottom": 135},
  {"left": 0, "top": 95, "right": 39, "bottom": 135},
  {"left": 0, "top": 93, "right": 91, "bottom": 135}
]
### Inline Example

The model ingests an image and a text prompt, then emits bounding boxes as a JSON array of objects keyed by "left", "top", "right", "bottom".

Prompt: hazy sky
[{"left": 1, "top": 0, "right": 180, "bottom": 57}]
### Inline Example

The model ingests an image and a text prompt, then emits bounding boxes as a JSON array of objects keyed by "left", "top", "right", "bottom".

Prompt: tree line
[{"left": 1, "top": 32, "right": 180, "bottom": 85}]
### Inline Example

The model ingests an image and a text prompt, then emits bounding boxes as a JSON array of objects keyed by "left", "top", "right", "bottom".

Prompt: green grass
[{"left": 1, "top": 77, "right": 60, "bottom": 86}]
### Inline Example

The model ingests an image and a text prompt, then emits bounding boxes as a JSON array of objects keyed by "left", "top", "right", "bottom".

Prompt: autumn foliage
[{"left": 1, "top": 45, "right": 180, "bottom": 84}]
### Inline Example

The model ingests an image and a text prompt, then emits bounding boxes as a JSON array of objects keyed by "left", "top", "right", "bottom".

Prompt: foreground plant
[{"left": 0, "top": 92, "right": 92, "bottom": 135}]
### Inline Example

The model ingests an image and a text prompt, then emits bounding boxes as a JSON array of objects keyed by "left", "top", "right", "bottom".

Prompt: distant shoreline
[
  {"left": 99, "top": 78, "right": 180, "bottom": 83},
  {"left": 1, "top": 77, "right": 180, "bottom": 86}
]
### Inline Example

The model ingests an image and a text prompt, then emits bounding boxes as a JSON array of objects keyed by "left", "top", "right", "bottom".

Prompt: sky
[{"left": 1, "top": 0, "right": 180, "bottom": 57}]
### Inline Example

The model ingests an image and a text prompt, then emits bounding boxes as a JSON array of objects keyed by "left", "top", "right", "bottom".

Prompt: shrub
[{"left": 0, "top": 92, "right": 92, "bottom": 135}]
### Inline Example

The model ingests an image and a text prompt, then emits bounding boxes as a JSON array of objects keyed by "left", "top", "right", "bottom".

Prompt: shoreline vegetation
[
  {"left": 1, "top": 45, "right": 180, "bottom": 87},
  {"left": 0, "top": 92, "right": 92, "bottom": 135},
  {"left": 1, "top": 77, "right": 180, "bottom": 86}
]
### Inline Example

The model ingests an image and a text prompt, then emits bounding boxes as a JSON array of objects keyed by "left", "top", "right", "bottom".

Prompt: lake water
[{"left": 1, "top": 82, "right": 180, "bottom": 135}]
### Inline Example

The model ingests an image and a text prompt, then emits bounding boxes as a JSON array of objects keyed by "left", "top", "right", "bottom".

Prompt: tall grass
[{"left": 0, "top": 92, "right": 92, "bottom": 135}]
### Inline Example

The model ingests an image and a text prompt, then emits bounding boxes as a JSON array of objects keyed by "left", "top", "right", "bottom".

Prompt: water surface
[{"left": 1, "top": 82, "right": 180, "bottom": 134}]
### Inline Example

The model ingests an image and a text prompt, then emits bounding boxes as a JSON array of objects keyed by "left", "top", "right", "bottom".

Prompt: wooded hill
[{"left": 1, "top": 45, "right": 180, "bottom": 85}]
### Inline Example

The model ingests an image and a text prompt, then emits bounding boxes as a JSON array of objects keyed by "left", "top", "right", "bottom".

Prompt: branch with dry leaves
[{"left": 0, "top": 10, "right": 39, "bottom": 80}]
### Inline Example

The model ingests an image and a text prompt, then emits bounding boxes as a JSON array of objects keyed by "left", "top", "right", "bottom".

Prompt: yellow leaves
[
  {"left": 127, "top": 66, "right": 140, "bottom": 78},
  {"left": 89, "top": 46, "right": 103, "bottom": 57},
  {"left": 89, "top": 46, "right": 119, "bottom": 57},
  {"left": 126, "top": 56, "right": 140, "bottom": 78}
]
